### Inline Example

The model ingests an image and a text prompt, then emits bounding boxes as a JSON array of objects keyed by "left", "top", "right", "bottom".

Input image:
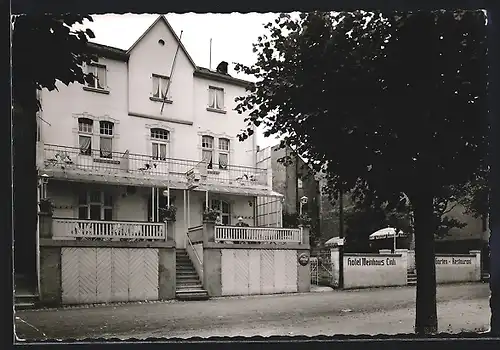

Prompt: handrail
[{"left": 186, "top": 233, "right": 203, "bottom": 275}]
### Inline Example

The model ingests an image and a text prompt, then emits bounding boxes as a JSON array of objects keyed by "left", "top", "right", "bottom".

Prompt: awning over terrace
[
  {"left": 41, "top": 169, "right": 187, "bottom": 189},
  {"left": 193, "top": 183, "right": 284, "bottom": 198}
]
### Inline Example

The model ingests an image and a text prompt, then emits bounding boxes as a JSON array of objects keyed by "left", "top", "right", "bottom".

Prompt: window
[
  {"left": 86, "top": 64, "right": 107, "bottom": 90},
  {"left": 78, "top": 190, "right": 113, "bottom": 221},
  {"left": 204, "top": 199, "right": 230, "bottom": 225},
  {"left": 218, "top": 138, "right": 230, "bottom": 170},
  {"left": 202, "top": 135, "right": 214, "bottom": 169},
  {"left": 298, "top": 178, "right": 303, "bottom": 189},
  {"left": 152, "top": 75, "right": 170, "bottom": 99},
  {"left": 99, "top": 121, "right": 114, "bottom": 158},
  {"left": 78, "top": 118, "right": 93, "bottom": 156},
  {"left": 151, "top": 128, "right": 169, "bottom": 161},
  {"left": 208, "top": 87, "right": 224, "bottom": 110}
]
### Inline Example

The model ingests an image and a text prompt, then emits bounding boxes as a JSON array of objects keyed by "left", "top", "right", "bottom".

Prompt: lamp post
[
  {"left": 40, "top": 173, "right": 49, "bottom": 199},
  {"left": 338, "top": 186, "right": 344, "bottom": 289},
  {"left": 299, "top": 196, "right": 308, "bottom": 216}
]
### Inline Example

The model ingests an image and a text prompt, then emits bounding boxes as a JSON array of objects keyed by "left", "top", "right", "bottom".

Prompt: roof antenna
[
  {"left": 209, "top": 38, "right": 212, "bottom": 70},
  {"left": 160, "top": 30, "right": 183, "bottom": 115}
]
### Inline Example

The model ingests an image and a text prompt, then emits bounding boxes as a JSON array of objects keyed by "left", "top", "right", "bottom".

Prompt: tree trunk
[
  {"left": 13, "top": 100, "right": 38, "bottom": 288},
  {"left": 412, "top": 192, "right": 438, "bottom": 335}
]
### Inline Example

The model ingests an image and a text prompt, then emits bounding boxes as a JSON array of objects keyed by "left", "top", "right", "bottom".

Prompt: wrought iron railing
[{"left": 40, "top": 144, "right": 268, "bottom": 187}]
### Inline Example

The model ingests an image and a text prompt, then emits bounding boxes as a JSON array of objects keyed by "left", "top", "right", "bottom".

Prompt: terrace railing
[
  {"left": 52, "top": 218, "right": 166, "bottom": 241},
  {"left": 214, "top": 226, "right": 303, "bottom": 244},
  {"left": 41, "top": 144, "right": 268, "bottom": 187}
]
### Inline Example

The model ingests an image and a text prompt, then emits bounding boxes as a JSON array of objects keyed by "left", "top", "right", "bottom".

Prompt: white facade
[
  {"left": 37, "top": 15, "right": 282, "bottom": 248},
  {"left": 39, "top": 17, "right": 256, "bottom": 166}
]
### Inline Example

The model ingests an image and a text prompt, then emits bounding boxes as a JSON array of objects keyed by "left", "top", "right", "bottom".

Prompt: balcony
[{"left": 39, "top": 144, "right": 268, "bottom": 188}]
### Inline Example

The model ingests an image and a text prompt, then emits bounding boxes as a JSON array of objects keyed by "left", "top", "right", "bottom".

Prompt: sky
[{"left": 80, "top": 13, "right": 286, "bottom": 149}]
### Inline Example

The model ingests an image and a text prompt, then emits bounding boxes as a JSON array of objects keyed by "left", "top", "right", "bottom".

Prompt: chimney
[{"left": 216, "top": 61, "right": 229, "bottom": 75}]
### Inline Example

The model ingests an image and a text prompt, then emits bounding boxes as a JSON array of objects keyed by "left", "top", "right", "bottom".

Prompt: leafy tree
[
  {"left": 235, "top": 10, "right": 487, "bottom": 334},
  {"left": 12, "top": 14, "right": 97, "bottom": 278}
]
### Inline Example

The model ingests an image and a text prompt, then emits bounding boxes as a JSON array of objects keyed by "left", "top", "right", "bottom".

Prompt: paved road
[{"left": 14, "top": 283, "right": 490, "bottom": 340}]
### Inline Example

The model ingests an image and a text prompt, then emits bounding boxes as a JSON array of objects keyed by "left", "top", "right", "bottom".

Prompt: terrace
[{"left": 38, "top": 143, "right": 268, "bottom": 189}]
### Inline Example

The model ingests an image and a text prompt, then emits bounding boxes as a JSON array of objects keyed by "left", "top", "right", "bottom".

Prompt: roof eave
[
  {"left": 88, "top": 43, "right": 129, "bottom": 62},
  {"left": 193, "top": 69, "right": 254, "bottom": 89}
]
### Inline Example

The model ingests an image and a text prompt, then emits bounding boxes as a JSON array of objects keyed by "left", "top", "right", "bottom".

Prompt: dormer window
[
  {"left": 86, "top": 63, "right": 107, "bottom": 90},
  {"left": 208, "top": 86, "right": 224, "bottom": 111}
]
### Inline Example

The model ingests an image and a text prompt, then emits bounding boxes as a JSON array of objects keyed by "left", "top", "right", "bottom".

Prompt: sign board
[
  {"left": 435, "top": 256, "right": 473, "bottom": 265},
  {"left": 346, "top": 256, "right": 398, "bottom": 267},
  {"left": 186, "top": 169, "right": 200, "bottom": 189},
  {"left": 298, "top": 253, "right": 310, "bottom": 266}
]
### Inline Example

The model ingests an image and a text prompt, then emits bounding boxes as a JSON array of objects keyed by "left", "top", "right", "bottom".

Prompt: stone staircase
[
  {"left": 407, "top": 270, "right": 417, "bottom": 286},
  {"left": 14, "top": 274, "right": 39, "bottom": 310},
  {"left": 176, "top": 249, "right": 209, "bottom": 301}
]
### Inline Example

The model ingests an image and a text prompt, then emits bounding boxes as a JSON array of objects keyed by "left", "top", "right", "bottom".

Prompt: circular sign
[{"left": 298, "top": 253, "right": 310, "bottom": 266}]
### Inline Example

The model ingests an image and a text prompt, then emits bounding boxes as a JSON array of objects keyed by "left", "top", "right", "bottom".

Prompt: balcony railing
[
  {"left": 52, "top": 218, "right": 166, "bottom": 241},
  {"left": 40, "top": 144, "right": 268, "bottom": 187},
  {"left": 214, "top": 226, "right": 303, "bottom": 244}
]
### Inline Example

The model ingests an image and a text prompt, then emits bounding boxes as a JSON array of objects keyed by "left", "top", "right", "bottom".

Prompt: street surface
[{"left": 15, "top": 283, "right": 490, "bottom": 340}]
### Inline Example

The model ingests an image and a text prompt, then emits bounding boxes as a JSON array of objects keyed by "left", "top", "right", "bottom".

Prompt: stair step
[
  {"left": 177, "top": 283, "right": 203, "bottom": 289},
  {"left": 176, "top": 289, "right": 209, "bottom": 301},
  {"left": 175, "top": 279, "right": 201, "bottom": 286},
  {"left": 177, "top": 277, "right": 199, "bottom": 282},
  {"left": 16, "top": 302, "right": 36, "bottom": 310},
  {"left": 176, "top": 274, "right": 200, "bottom": 279}
]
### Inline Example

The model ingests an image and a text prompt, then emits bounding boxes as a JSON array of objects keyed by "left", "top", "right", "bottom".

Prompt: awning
[
  {"left": 369, "top": 227, "right": 408, "bottom": 240},
  {"left": 40, "top": 169, "right": 187, "bottom": 189},
  {"left": 193, "top": 183, "right": 284, "bottom": 198},
  {"left": 325, "top": 236, "right": 345, "bottom": 246}
]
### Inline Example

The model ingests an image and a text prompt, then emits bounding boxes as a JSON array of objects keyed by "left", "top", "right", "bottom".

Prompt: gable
[{"left": 126, "top": 16, "right": 196, "bottom": 70}]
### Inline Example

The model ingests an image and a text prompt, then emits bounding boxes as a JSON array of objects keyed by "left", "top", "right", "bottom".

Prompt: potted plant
[
  {"left": 298, "top": 213, "right": 312, "bottom": 227},
  {"left": 159, "top": 205, "right": 177, "bottom": 222},
  {"left": 39, "top": 198, "right": 54, "bottom": 215},
  {"left": 203, "top": 207, "right": 220, "bottom": 222}
]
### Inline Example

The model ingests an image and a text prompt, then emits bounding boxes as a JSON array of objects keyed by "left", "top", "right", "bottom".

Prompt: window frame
[
  {"left": 86, "top": 63, "right": 107, "bottom": 90},
  {"left": 201, "top": 135, "right": 215, "bottom": 169},
  {"left": 99, "top": 121, "right": 114, "bottom": 159},
  {"left": 218, "top": 138, "right": 230, "bottom": 170},
  {"left": 208, "top": 86, "right": 225, "bottom": 111},
  {"left": 205, "top": 199, "right": 231, "bottom": 225},
  {"left": 150, "top": 128, "right": 169, "bottom": 161},
  {"left": 152, "top": 74, "right": 170, "bottom": 99},
  {"left": 78, "top": 118, "right": 94, "bottom": 156},
  {"left": 77, "top": 190, "right": 113, "bottom": 221}
]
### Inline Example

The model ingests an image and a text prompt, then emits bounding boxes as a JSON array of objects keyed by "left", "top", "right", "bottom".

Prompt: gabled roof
[
  {"left": 87, "top": 15, "right": 254, "bottom": 88},
  {"left": 125, "top": 15, "right": 197, "bottom": 69}
]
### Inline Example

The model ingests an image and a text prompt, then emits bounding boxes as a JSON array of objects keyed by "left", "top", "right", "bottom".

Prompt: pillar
[
  {"left": 470, "top": 250, "right": 482, "bottom": 282},
  {"left": 39, "top": 212, "right": 52, "bottom": 239}
]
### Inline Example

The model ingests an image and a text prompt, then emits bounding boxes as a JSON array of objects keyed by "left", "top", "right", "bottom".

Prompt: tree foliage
[
  {"left": 11, "top": 14, "right": 97, "bottom": 277},
  {"left": 12, "top": 14, "right": 98, "bottom": 110},
  {"left": 235, "top": 10, "right": 488, "bottom": 334}
]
